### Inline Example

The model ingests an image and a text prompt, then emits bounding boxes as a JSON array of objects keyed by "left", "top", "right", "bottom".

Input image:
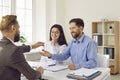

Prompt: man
[
  {"left": 0, "top": 15, "right": 44, "bottom": 80},
  {"left": 41, "top": 18, "right": 97, "bottom": 70}
]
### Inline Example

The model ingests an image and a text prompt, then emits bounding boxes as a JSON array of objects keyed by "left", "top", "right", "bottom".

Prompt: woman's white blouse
[{"left": 40, "top": 41, "right": 67, "bottom": 66}]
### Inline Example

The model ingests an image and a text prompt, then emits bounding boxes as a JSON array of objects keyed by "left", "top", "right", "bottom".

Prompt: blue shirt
[{"left": 51, "top": 33, "right": 97, "bottom": 69}]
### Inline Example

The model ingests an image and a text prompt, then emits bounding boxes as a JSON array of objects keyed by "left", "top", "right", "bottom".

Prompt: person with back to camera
[
  {"left": 0, "top": 15, "right": 44, "bottom": 80},
  {"left": 40, "top": 18, "right": 97, "bottom": 70},
  {"left": 41, "top": 24, "right": 69, "bottom": 67}
]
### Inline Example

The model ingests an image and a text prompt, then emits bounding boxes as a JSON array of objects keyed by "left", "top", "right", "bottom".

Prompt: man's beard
[
  {"left": 71, "top": 32, "right": 80, "bottom": 39},
  {"left": 14, "top": 33, "right": 20, "bottom": 42}
]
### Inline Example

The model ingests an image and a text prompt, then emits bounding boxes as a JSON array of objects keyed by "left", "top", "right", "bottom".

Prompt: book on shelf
[
  {"left": 93, "top": 35, "right": 102, "bottom": 46},
  {"left": 104, "top": 48, "right": 114, "bottom": 59}
]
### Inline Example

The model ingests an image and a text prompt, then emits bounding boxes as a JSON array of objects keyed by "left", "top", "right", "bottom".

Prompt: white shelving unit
[{"left": 92, "top": 21, "right": 119, "bottom": 74}]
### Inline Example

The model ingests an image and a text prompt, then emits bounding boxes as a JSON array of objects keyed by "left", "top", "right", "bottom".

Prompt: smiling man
[{"left": 41, "top": 18, "right": 97, "bottom": 70}]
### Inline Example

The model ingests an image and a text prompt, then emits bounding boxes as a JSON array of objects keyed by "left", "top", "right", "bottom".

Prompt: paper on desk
[
  {"left": 69, "top": 68, "right": 99, "bottom": 77},
  {"left": 45, "top": 65, "right": 68, "bottom": 72},
  {"left": 28, "top": 61, "right": 68, "bottom": 72},
  {"left": 28, "top": 61, "right": 48, "bottom": 69}
]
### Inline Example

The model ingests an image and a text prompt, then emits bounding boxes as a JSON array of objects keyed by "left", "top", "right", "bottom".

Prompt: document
[
  {"left": 28, "top": 61, "right": 68, "bottom": 72},
  {"left": 45, "top": 65, "right": 68, "bottom": 72},
  {"left": 67, "top": 68, "right": 101, "bottom": 80}
]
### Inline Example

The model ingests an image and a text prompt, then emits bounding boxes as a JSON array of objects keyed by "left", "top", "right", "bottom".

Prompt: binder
[{"left": 66, "top": 68, "right": 102, "bottom": 80}]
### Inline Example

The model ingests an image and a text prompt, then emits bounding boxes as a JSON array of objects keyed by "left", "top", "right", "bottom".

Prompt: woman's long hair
[{"left": 49, "top": 24, "right": 67, "bottom": 45}]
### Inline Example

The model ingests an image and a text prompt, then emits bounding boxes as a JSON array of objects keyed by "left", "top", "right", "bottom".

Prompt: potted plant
[{"left": 19, "top": 36, "right": 27, "bottom": 44}]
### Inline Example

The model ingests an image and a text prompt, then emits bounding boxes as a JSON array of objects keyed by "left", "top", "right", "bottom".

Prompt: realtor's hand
[
  {"left": 37, "top": 66, "right": 44, "bottom": 74},
  {"left": 40, "top": 50, "right": 51, "bottom": 58},
  {"left": 68, "top": 64, "right": 76, "bottom": 70},
  {"left": 32, "top": 42, "right": 44, "bottom": 49}
]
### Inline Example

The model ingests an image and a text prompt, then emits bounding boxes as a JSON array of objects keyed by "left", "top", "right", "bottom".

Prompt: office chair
[{"left": 97, "top": 54, "right": 109, "bottom": 68}]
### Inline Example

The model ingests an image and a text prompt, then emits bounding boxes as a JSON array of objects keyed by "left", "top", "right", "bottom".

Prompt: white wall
[
  {"left": 32, "top": 0, "right": 66, "bottom": 41},
  {"left": 46, "top": 0, "right": 56, "bottom": 40},
  {"left": 46, "top": 0, "right": 66, "bottom": 40},
  {"left": 32, "top": 0, "right": 46, "bottom": 42},
  {"left": 64, "top": 0, "right": 120, "bottom": 42}
]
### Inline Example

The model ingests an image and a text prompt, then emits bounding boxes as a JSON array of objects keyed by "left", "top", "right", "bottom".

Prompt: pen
[{"left": 48, "top": 64, "right": 56, "bottom": 66}]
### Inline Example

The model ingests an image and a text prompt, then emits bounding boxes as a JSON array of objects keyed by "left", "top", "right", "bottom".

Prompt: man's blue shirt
[{"left": 51, "top": 33, "right": 97, "bottom": 69}]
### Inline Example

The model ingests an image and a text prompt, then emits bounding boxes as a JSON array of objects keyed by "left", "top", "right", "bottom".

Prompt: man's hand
[
  {"left": 37, "top": 66, "right": 44, "bottom": 74},
  {"left": 40, "top": 50, "right": 51, "bottom": 58},
  {"left": 32, "top": 42, "right": 44, "bottom": 49},
  {"left": 68, "top": 64, "right": 76, "bottom": 70}
]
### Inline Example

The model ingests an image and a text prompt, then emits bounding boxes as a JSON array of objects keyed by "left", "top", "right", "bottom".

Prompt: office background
[
  {"left": 33, "top": 0, "right": 120, "bottom": 72},
  {"left": 0, "top": 0, "right": 120, "bottom": 72}
]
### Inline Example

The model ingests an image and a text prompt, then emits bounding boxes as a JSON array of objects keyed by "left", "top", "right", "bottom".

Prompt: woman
[{"left": 41, "top": 24, "right": 68, "bottom": 66}]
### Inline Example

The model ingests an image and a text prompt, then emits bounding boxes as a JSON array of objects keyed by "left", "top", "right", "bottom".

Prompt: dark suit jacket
[{"left": 0, "top": 37, "right": 41, "bottom": 80}]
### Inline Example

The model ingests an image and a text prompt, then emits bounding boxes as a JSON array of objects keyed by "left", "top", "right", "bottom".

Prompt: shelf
[
  {"left": 103, "top": 21, "right": 115, "bottom": 34},
  {"left": 103, "top": 35, "right": 115, "bottom": 46},
  {"left": 104, "top": 47, "right": 114, "bottom": 59},
  {"left": 98, "top": 46, "right": 103, "bottom": 48},
  {"left": 110, "top": 59, "right": 114, "bottom": 62},
  {"left": 93, "top": 35, "right": 102, "bottom": 46},
  {"left": 103, "top": 34, "right": 115, "bottom": 36},
  {"left": 92, "top": 22, "right": 103, "bottom": 33},
  {"left": 103, "top": 46, "right": 114, "bottom": 48},
  {"left": 109, "top": 59, "right": 115, "bottom": 66},
  {"left": 92, "top": 33, "right": 102, "bottom": 35},
  {"left": 92, "top": 21, "right": 119, "bottom": 74}
]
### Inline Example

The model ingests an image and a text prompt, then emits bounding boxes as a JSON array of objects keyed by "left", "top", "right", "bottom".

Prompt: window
[
  {"left": 0, "top": 0, "right": 12, "bottom": 38},
  {"left": 16, "top": 0, "right": 32, "bottom": 42},
  {"left": 0, "top": 0, "right": 32, "bottom": 42},
  {"left": 0, "top": 0, "right": 12, "bottom": 18}
]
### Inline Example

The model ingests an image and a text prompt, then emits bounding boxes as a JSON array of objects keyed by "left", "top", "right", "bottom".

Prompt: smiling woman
[{"left": 40, "top": 24, "right": 68, "bottom": 67}]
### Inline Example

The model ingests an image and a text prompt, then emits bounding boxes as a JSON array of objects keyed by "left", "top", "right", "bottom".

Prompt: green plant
[{"left": 20, "top": 36, "right": 27, "bottom": 43}]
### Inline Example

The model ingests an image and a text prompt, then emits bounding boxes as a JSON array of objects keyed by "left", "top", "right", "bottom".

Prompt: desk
[
  {"left": 21, "top": 67, "right": 110, "bottom": 80},
  {"left": 42, "top": 68, "right": 110, "bottom": 80},
  {"left": 22, "top": 52, "right": 111, "bottom": 80}
]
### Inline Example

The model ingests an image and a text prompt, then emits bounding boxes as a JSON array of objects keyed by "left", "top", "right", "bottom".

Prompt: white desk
[
  {"left": 42, "top": 68, "right": 110, "bottom": 80},
  {"left": 22, "top": 52, "right": 111, "bottom": 80},
  {"left": 21, "top": 67, "right": 110, "bottom": 80}
]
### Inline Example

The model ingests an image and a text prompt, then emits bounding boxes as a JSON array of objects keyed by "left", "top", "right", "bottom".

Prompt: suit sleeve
[
  {"left": 17, "top": 45, "right": 31, "bottom": 53},
  {"left": 9, "top": 46, "right": 41, "bottom": 80}
]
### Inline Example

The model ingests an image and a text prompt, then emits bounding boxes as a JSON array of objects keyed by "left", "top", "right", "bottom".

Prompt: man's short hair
[
  {"left": 69, "top": 18, "right": 84, "bottom": 28},
  {"left": 0, "top": 15, "right": 18, "bottom": 32}
]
